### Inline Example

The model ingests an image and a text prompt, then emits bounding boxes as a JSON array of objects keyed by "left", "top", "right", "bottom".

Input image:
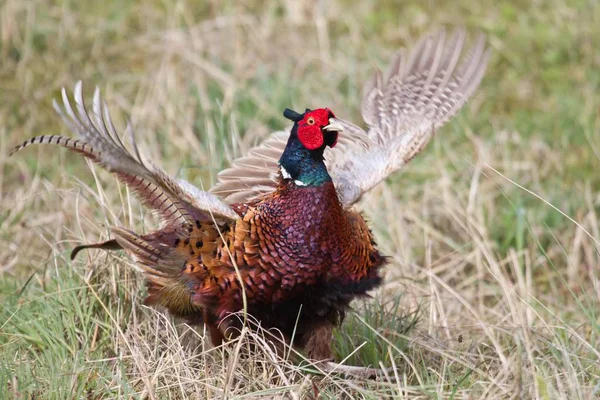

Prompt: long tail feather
[
  {"left": 10, "top": 81, "right": 239, "bottom": 225},
  {"left": 11, "top": 133, "right": 193, "bottom": 227},
  {"left": 10, "top": 134, "right": 100, "bottom": 159}
]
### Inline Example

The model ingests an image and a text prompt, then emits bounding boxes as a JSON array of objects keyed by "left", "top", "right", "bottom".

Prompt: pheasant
[{"left": 11, "top": 29, "right": 489, "bottom": 365}]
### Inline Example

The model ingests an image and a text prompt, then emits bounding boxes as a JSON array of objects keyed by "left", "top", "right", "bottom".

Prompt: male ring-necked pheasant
[{"left": 11, "top": 29, "right": 489, "bottom": 363}]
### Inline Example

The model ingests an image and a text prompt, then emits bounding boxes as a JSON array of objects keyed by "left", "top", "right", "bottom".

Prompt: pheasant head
[{"left": 279, "top": 108, "right": 343, "bottom": 187}]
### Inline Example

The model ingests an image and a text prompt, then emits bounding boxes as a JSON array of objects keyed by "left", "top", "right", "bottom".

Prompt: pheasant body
[
  {"left": 11, "top": 29, "right": 489, "bottom": 362},
  {"left": 128, "top": 125, "right": 384, "bottom": 357}
]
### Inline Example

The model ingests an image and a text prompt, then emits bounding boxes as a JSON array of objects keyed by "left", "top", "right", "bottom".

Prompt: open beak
[{"left": 323, "top": 118, "right": 344, "bottom": 132}]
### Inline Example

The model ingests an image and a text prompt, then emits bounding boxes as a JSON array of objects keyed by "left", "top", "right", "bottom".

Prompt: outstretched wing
[
  {"left": 210, "top": 28, "right": 490, "bottom": 206},
  {"left": 10, "top": 81, "right": 240, "bottom": 225},
  {"left": 209, "top": 125, "right": 372, "bottom": 203},
  {"left": 210, "top": 130, "right": 288, "bottom": 204}
]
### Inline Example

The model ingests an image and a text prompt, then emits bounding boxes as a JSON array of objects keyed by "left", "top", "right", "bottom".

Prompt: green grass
[{"left": 2, "top": 0, "right": 600, "bottom": 398}]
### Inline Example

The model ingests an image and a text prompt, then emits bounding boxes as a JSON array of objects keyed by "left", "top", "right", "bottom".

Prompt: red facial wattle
[
  {"left": 297, "top": 108, "right": 337, "bottom": 150},
  {"left": 298, "top": 125, "right": 324, "bottom": 150}
]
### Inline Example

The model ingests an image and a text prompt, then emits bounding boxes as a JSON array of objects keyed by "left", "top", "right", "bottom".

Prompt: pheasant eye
[{"left": 306, "top": 117, "right": 315, "bottom": 125}]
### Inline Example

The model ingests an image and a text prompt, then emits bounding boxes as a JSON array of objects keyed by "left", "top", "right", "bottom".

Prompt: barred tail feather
[
  {"left": 111, "top": 227, "right": 164, "bottom": 269},
  {"left": 10, "top": 134, "right": 100, "bottom": 159},
  {"left": 10, "top": 134, "right": 193, "bottom": 228},
  {"left": 10, "top": 82, "right": 239, "bottom": 226}
]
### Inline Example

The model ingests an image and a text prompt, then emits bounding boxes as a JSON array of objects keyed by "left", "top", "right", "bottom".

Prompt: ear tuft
[{"left": 283, "top": 108, "right": 303, "bottom": 122}]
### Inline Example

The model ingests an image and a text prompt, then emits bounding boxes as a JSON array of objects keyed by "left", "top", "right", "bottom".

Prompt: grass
[{"left": 1, "top": 0, "right": 600, "bottom": 398}]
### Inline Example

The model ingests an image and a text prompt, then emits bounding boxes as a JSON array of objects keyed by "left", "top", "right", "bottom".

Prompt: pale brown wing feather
[
  {"left": 209, "top": 131, "right": 288, "bottom": 203},
  {"left": 209, "top": 124, "right": 373, "bottom": 204},
  {"left": 329, "top": 29, "right": 491, "bottom": 204}
]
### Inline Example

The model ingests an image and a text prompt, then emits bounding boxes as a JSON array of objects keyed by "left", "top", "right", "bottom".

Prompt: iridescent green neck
[{"left": 279, "top": 131, "right": 331, "bottom": 187}]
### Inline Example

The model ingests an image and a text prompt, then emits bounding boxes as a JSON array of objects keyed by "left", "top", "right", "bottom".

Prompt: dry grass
[{"left": 1, "top": 0, "right": 600, "bottom": 398}]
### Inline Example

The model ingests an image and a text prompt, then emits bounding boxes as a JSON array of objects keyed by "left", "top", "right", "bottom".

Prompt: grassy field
[{"left": 1, "top": 0, "right": 600, "bottom": 398}]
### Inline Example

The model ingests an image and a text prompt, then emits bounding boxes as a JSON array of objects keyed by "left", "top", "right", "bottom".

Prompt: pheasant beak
[{"left": 323, "top": 118, "right": 344, "bottom": 132}]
